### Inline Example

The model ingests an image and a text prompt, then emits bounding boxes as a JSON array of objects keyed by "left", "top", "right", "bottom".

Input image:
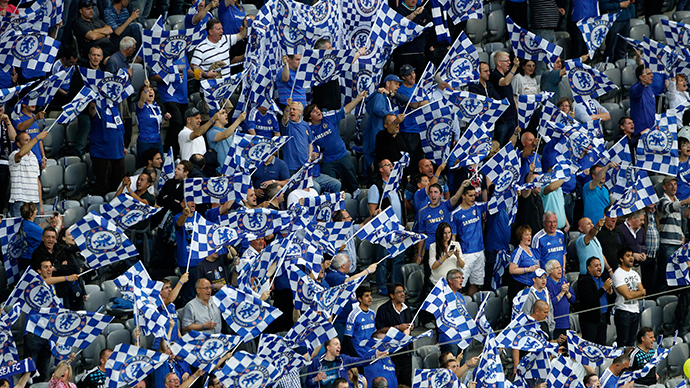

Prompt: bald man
[{"left": 519, "top": 132, "right": 541, "bottom": 184}]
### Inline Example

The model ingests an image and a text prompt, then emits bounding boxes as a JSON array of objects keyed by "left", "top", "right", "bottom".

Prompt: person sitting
[
  {"left": 181, "top": 278, "right": 222, "bottom": 334},
  {"left": 73, "top": 0, "right": 117, "bottom": 58},
  {"left": 103, "top": 0, "right": 142, "bottom": 47},
  {"left": 77, "top": 348, "right": 112, "bottom": 388}
]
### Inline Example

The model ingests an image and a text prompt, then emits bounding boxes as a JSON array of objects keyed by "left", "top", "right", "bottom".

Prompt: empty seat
[
  {"left": 648, "top": 14, "right": 670, "bottom": 28},
  {"left": 406, "top": 270, "right": 424, "bottom": 309},
  {"left": 629, "top": 18, "right": 646, "bottom": 27},
  {"left": 674, "top": 10, "right": 690, "bottom": 21},
  {"left": 105, "top": 191, "right": 118, "bottom": 202},
  {"left": 130, "top": 64, "right": 146, "bottom": 92},
  {"left": 85, "top": 284, "right": 101, "bottom": 294},
  {"left": 640, "top": 305, "right": 662, "bottom": 335},
  {"left": 106, "top": 329, "right": 131, "bottom": 349},
  {"left": 43, "top": 123, "right": 65, "bottom": 158},
  {"left": 63, "top": 162, "right": 87, "bottom": 198},
  {"left": 338, "top": 114, "right": 357, "bottom": 146},
  {"left": 654, "top": 23, "right": 667, "bottom": 43},
  {"left": 102, "top": 280, "right": 122, "bottom": 300},
  {"left": 615, "top": 58, "right": 637, "bottom": 69},
  {"left": 62, "top": 205, "right": 86, "bottom": 229},
  {"left": 358, "top": 196, "right": 369, "bottom": 222},
  {"left": 487, "top": 9, "right": 506, "bottom": 42},
  {"left": 244, "top": 3, "right": 258, "bottom": 16},
  {"left": 466, "top": 17, "right": 487, "bottom": 44},
  {"left": 656, "top": 295, "right": 678, "bottom": 309},
  {"left": 474, "top": 290, "right": 496, "bottom": 303},
  {"left": 622, "top": 66, "right": 637, "bottom": 91},
  {"left": 165, "top": 14, "right": 185, "bottom": 27},
  {"left": 666, "top": 343, "right": 689, "bottom": 376},
  {"left": 357, "top": 240, "right": 376, "bottom": 268},
  {"left": 663, "top": 301, "right": 677, "bottom": 333},
  {"left": 604, "top": 108, "right": 625, "bottom": 140},
  {"left": 58, "top": 156, "right": 82, "bottom": 168},
  {"left": 630, "top": 24, "right": 651, "bottom": 42},
  {"left": 661, "top": 335, "right": 682, "bottom": 348},
  {"left": 84, "top": 290, "right": 108, "bottom": 312},
  {"left": 344, "top": 198, "right": 358, "bottom": 222},
  {"left": 423, "top": 353, "right": 440, "bottom": 369},
  {"left": 401, "top": 263, "right": 421, "bottom": 291},
  {"left": 105, "top": 322, "right": 125, "bottom": 336},
  {"left": 80, "top": 195, "right": 105, "bottom": 208},
  {"left": 601, "top": 68, "right": 621, "bottom": 101},
  {"left": 124, "top": 153, "right": 136, "bottom": 175},
  {"left": 41, "top": 165, "right": 64, "bottom": 201},
  {"left": 483, "top": 42, "right": 506, "bottom": 54},
  {"left": 65, "top": 121, "right": 78, "bottom": 147}
]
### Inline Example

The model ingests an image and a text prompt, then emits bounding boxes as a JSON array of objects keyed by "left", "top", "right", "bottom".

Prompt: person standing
[
  {"left": 452, "top": 180, "right": 486, "bottom": 297},
  {"left": 600, "top": 0, "right": 635, "bottom": 62},
  {"left": 612, "top": 247, "right": 645, "bottom": 346},
  {"left": 532, "top": 211, "right": 567, "bottom": 269},
  {"left": 489, "top": 53, "right": 519, "bottom": 146},
  {"left": 374, "top": 283, "right": 413, "bottom": 386},
  {"left": 577, "top": 257, "right": 614, "bottom": 345},
  {"left": 545, "top": 259, "right": 575, "bottom": 339},
  {"left": 657, "top": 176, "right": 690, "bottom": 293},
  {"left": 630, "top": 66, "right": 655, "bottom": 135}
]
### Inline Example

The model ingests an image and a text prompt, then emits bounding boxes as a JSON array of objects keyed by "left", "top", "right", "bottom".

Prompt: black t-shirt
[
  {"left": 489, "top": 69, "right": 517, "bottom": 120},
  {"left": 0, "top": 121, "right": 11, "bottom": 163},
  {"left": 196, "top": 257, "right": 230, "bottom": 289},
  {"left": 73, "top": 17, "right": 112, "bottom": 57},
  {"left": 320, "top": 359, "right": 340, "bottom": 388}
]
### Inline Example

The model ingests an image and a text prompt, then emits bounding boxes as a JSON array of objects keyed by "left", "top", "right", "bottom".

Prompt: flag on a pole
[
  {"left": 0, "top": 303, "right": 20, "bottom": 365},
  {"left": 141, "top": 24, "right": 206, "bottom": 66},
  {"left": 212, "top": 286, "right": 283, "bottom": 341},
  {"left": 69, "top": 212, "right": 138, "bottom": 269},
  {"left": 408, "top": 62, "right": 437, "bottom": 104},
  {"left": 636, "top": 111, "right": 679, "bottom": 175},
  {"left": 257, "top": 334, "right": 310, "bottom": 376},
  {"left": 184, "top": 173, "right": 252, "bottom": 204},
  {"left": 495, "top": 312, "right": 556, "bottom": 353},
  {"left": 667, "top": 242, "right": 690, "bottom": 286},
  {"left": 105, "top": 344, "right": 170, "bottom": 388},
  {"left": 200, "top": 69, "right": 242, "bottom": 112},
  {"left": 446, "top": 115, "right": 492, "bottom": 169},
  {"left": 548, "top": 355, "right": 586, "bottom": 388},
  {"left": 304, "top": 221, "right": 353, "bottom": 256},
  {"left": 380, "top": 152, "right": 411, "bottom": 202},
  {"left": 407, "top": 101, "right": 455, "bottom": 163},
  {"left": 473, "top": 329, "right": 506, "bottom": 388},
  {"left": 0, "top": 217, "right": 22, "bottom": 284},
  {"left": 295, "top": 48, "right": 354, "bottom": 90},
  {"left": 283, "top": 309, "right": 337, "bottom": 351},
  {"left": 159, "top": 147, "right": 175, "bottom": 191},
  {"left": 352, "top": 207, "right": 397, "bottom": 244},
  {"left": 359, "top": 327, "right": 434, "bottom": 353},
  {"left": 606, "top": 172, "right": 659, "bottom": 218},
  {"left": 539, "top": 101, "right": 575, "bottom": 142},
  {"left": 413, "top": 369, "right": 460, "bottom": 388},
  {"left": 5, "top": 268, "right": 63, "bottom": 314},
  {"left": 100, "top": 194, "right": 162, "bottom": 233},
  {"left": 26, "top": 308, "right": 113, "bottom": 349},
  {"left": 576, "top": 12, "right": 621, "bottom": 58},
  {"left": 516, "top": 92, "right": 554, "bottom": 129},
  {"left": 0, "top": 30, "right": 60, "bottom": 72},
  {"left": 444, "top": 0, "right": 484, "bottom": 24},
  {"left": 565, "top": 59, "right": 620, "bottom": 104},
  {"left": 78, "top": 67, "right": 135, "bottom": 110},
  {"left": 617, "top": 348, "right": 669, "bottom": 387},
  {"left": 0, "top": 82, "right": 36, "bottom": 106},
  {"left": 288, "top": 264, "right": 325, "bottom": 311},
  {"left": 437, "top": 32, "right": 479, "bottom": 88},
  {"left": 238, "top": 237, "right": 290, "bottom": 295},
  {"left": 445, "top": 91, "right": 510, "bottom": 127},
  {"left": 379, "top": 226, "right": 427, "bottom": 258},
  {"left": 19, "top": 0, "right": 63, "bottom": 33},
  {"left": 507, "top": 17, "right": 562, "bottom": 65},
  {"left": 567, "top": 331, "right": 623, "bottom": 366},
  {"left": 660, "top": 18, "right": 690, "bottom": 53},
  {"left": 56, "top": 86, "right": 98, "bottom": 125},
  {"left": 216, "top": 351, "right": 281, "bottom": 388},
  {"left": 190, "top": 213, "right": 251, "bottom": 262},
  {"left": 479, "top": 142, "right": 521, "bottom": 215},
  {"left": 219, "top": 208, "right": 295, "bottom": 237},
  {"left": 419, "top": 278, "right": 478, "bottom": 349},
  {"left": 369, "top": 5, "right": 429, "bottom": 49},
  {"left": 221, "top": 134, "right": 292, "bottom": 176},
  {"left": 315, "top": 274, "right": 367, "bottom": 318},
  {"left": 17, "top": 67, "right": 73, "bottom": 107},
  {"left": 643, "top": 36, "right": 681, "bottom": 75},
  {"left": 516, "top": 350, "right": 551, "bottom": 380},
  {"left": 170, "top": 331, "right": 241, "bottom": 373}
]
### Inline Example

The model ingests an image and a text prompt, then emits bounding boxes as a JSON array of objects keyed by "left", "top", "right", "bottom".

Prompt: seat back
[
  {"left": 629, "top": 24, "right": 651, "bottom": 42},
  {"left": 43, "top": 123, "right": 65, "bottom": 158},
  {"left": 406, "top": 270, "right": 424, "bottom": 309},
  {"left": 106, "top": 329, "right": 131, "bottom": 349},
  {"left": 487, "top": 9, "right": 506, "bottom": 42},
  {"left": 640, "top": 305, "right": 662, "bottom": 334},
  {"left": 466, "top": 17, "right": 487, "bottom": 44},
  {"left": 63, "top": 162, "right": 88, "bottom": 198},
  {"left": 40, "top": 165, "right": 64, "bottom": 201},
  {"left": 84, "top": 290, "right": 108, "bottom": 312},
  {"left": 622, "top": 66, "right": 637, "bottom": 91}
]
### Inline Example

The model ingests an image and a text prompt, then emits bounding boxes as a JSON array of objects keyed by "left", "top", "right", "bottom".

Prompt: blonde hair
[{"left": 55, "top": 361, "right": 73, "bottom": 381}]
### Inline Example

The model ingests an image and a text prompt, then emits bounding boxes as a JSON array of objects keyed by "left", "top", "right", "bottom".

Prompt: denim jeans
[
  {"left": 675, "top": 287, "right": 690, "bottom": 335},
  {"left": 494, "top": 118, "right": 516, "bottom": 147},
  {"left": 75, "top": 112, "right": 91, "bottom": 159},
  {"left": 375, "top": 245, "right": 405, "bottom": 295},
  {"left": 25, "top": 332, "right": 51, "bottom": 382},
  {"left": 605, "top": 20, "right": 631, "bottom": 63},
  {"left": 614, "top": 309, "right": 640, "bottom": 346},
  {"left": 321, "top": 156, "right": 359, "bottom": 193},
  {"left": 129, "top": 0, "right": 153, "bottom": 23},
  {"left": 312, "top": 174, "right": 342, "bottom": 194}
]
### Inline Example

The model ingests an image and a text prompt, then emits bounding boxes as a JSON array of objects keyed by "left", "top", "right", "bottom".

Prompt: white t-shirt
[
  {"left": 178, "top": 126, "right": 207, "bottom": 161},
  {"left": 9, "top": 150, "right": 40, "bottom": 203},
  {"left": 511, "top": 74, "right": 540, "bottom": 95},
  {"left": 428, "top": 240, "right": 463, "bottom": 284},
  {"left": 287, "top": 187, "right": 318, "bottom": 208},
  {"left": 612, "top": 267, "right": 642, "bottom": 313}
]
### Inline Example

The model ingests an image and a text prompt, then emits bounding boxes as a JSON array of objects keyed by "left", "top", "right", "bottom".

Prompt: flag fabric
[
  {"left": 170, "top": 331, "right": 241, "bottom": 373},
  {"left": 567, "top": 331, "right": 623, "bottom": 366},
  {"left": 219, "top": 208, "right": 294, "bottom": 237},
  {"left": 599, "top": 136, "right": 633, "bottom": 167},
  {"left": 617, "top": 348, "right": 670, "bottom": 387},
  {"left": 257, "top": 334, "right": 310, "bottom": 376},
  {"left": 26, "top": 308, "right": 113, "bottom": 349},
  {"left": 0, "top": 303, "right": 21, "bottom": 365},
  {"left": 190, "top": 213, "right": 251, "bottom": 263},
  {"left": 17, "top": 67, "right": 73, "bottom": 107},
  {"left": 619, "top": 33, "right": 645, "bottom": 52},
  {"left": 105, "top": 344, "right": 170, "bottom": 388},
  {"left": 300, "top": 192, "right": 346, "bottom": 223},
  {"left": 492, "top": 249, "right": 509, "bottom": 291},
  {"left": 445, "top": 91, "right": 510, "bottom": 127},
  {"left": 0, "top": 217, "right": 23, "bottom": 284},
  {"left": 660, "top": 19, "right": 690, "bottom": 53},
  {"left": 379, "top": 227, "right": 427, "bottom": 258},
  {"left": 315, "top": 274, "right": 367, "bottom": 319},
  {"left": 516, "top": 92, "right": 553, "bottom": 129},
  {"left": 141, "top": 24, "right": 206, "bottom": 66},
  {"left": 216, "top": 351, "right": 280, "bottom": 388},
  {"left": 446, "top": 115, "right": 492, "bottom": 169},
  {"left": 643, "top": 36, "right": 681, "bottom": 75},
  {"left": 304, "top": 221, "right": 353, "bottom": 256},
  {"left": 272, "top": 0, "right": 321, "bottom": 54},
  {"left": 636, "top": 112, "right": 679, "bottom": 175},
  {"left": 112, "top": 261, "right": 162, "bottom": 303},
  {"left": 381, "top": 152, "right": 411, "bottom": 202},
  {"left": 413, "top": 369, "right": 460, "bottom": 388},
  {"left": 0, "top": 358, "right": 36, "bottom": 383},
  {"left": 408, "top": 62, "right": 437, "bottom": 104},
  {"left": 184, "top": 173, "right": 252, "bottom": 204},
  {"left": 667, "top": 242, "right": 690, "bottom": 286},
  {"left": 436, "top": 32, "right": 479, "bottom": 88},
  {"left": 495, "top": 312, "right": 556, "bottom": 353},
  {"left": 56, "top": 86, "right": 98, "bottom": 125},
  {"left": 606, "top": 171, "right": 659, "bottom": 217},
  {"left": 516, "top": 350, "right": 551, "bottom": 380},
  {"left": 369, "top": 5, "right": 429, "bottom": 49},
  {"left": 507, "top": 17, "right": 562, "bottom": 65},
  {"left": 428, "top": 0, "right": 450, "bottom": 43},
  {"left": 352, "top": 207, "right": 397, "bottom": 244},
  {"left": 288, "top": 264, "right": 325, "bottom": 311},
  {"left": 100, "top": 194, "right": 162, "bottom": 233},
  {"left": 516, "top": 159, "right": 569, "bottom": 191},
  {"left": 274, "top": 153, "right": 323, "bottom": 197},
  {"left": 283, "top": 309, "right": 337, "bottom": 351},
  {"left": 548, "top": 355, "right": 586, "bottom": 388},
  {"left": 69, "top": 212, "right": 138, "bottom": 269},
  {"left": 565, "top": 59, "right": 620, "bottom": 104},
  {"left": 78, "top": 67, "right": 135, "bottom": 110},
  {"left": 159, "top": 147, "right": 175, "bottom": 191},
  {"left": 237, "top": 236, "right": 291, "bottom": 295},
  {"left": 276, "top": 231, "right": 324, "bottom": 276},
  {"left": 408, "top": 100, "right": 455, "bottom": 163},
  {"left": 340, "top": 0, "right": 385, "bottom": 54},
  {"left": 359, "top": 327, "right": 434, "bottom": 353},
  {"left": 577, "top": 12, "right": 621, "bottom": 58},
  {"left": 444, "top": 0, "right": 484, "bottom": 24},
  {"left": 213, "top": 286, "right": 283, "bottom": 341},
  {"left": 0, "top": 30, "right": 60, "bottom": 72},
  {"left": 473, "top": 329, "right": 506, "bottom": 388},
  {"left": 479, "top": 142, "right": 521, "bottom": 215},
  {"left": 341, "top": 53, "right": 385, "bottom": 108},
  {"left": 539, "top": 101, "right": 575, "bottom": 142},
  {"left": 19, "top": 0, "right": 63, "bottom": 33},
  {"left": 5, "top": 268, "right": 63, "bottom": 314},
  {"left": 200, "top": 70, "right": 242, "bottom": 112},
  {"left": 419, "top": 278, "right": 478, "bottom": 349},
  {"left": 295, "top": 48, "right": 354, "bottom": 90},
  {"left": 221, "top": 134, "right": 292, "bottom": 176},
  {"left": 0, "top": 82, "right": 36, "bottom": 106}
]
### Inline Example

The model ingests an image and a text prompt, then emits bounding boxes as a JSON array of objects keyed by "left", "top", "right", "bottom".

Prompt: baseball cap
[
  {"left": 184, "top": 107, "right": 201, "bottom": 119},
  {"left": 384, "top": 74, "right": 402, "bottom": 83},
  {"left": 534, "top": 268, "right": 547, "bottom": 277},
  {"left": 79, "top": 0, "right": 94, "bottom": 8},
  {"left": 400, "top": 64, "right": 415, "bottom": 77},
  {"left": 663, "top": 176, "right": 678, "bottom": 184}
]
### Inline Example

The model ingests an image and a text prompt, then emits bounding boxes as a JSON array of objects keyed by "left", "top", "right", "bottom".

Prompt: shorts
[{"left": 462, "top": 250, "right": 485, "bottom": 287}]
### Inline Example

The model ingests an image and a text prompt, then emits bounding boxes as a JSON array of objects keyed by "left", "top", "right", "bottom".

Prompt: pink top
[
  {"left": 49, "top": 377, "right": 77, "bottom": 388},
  {"left": 0, "top": 4, "right": 17, "bottom": 13}
]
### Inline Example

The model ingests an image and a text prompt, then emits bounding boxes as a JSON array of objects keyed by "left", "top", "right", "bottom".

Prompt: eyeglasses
[
  {"left": 382, "top": 163, "right": 392, "bottom": 167},
  {"left": 197, "top": 286, "right": 213, "bottom": 290}
]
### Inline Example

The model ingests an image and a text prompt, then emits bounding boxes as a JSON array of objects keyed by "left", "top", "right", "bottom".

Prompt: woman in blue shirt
[
  {"left": 136, "top": 83, "right": 169, "bottom": 167},
  {"left": 508, "top": 225, "right": 541, "bottom": 301}
]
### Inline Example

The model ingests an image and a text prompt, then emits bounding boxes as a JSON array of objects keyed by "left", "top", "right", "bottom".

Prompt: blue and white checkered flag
[
  {"left": 219, "top": 208, "right": 294, "bottom": 238},
  {"left": 517, "top": 92, "right": 553, "bottom": 129},
  {"left": 0, "top": 303, "right": 20, "bottom": 365},
  {"left": 271, "top": 0, "right": 321, "bottom": 54},
  {"left": 479, "top": 142, "right": 521, "bottom": 215},
  {"left": 200, "top": 68, "right": 242, "bottom": 112},
  {"left": 52, "top": 341, "right": 75, "bottom": 362},
  {"left": 606, "top": 172, "right": 659, "bottom": 218},
  {"left": 216, "top": 351, "right": 281, "bottom": 388},
  {"left": 548, "top": 355, "right": 586, "bottom": 388},
  {"left": 159, "top": 147, "right": 175, "bottom": 191},
  {"left": 26, "top": 308, "right": 113, "bottom": 349},
  {"left": 445, "top": 91, "right": 510, "bottom": 127},
  {"left": 56, "top": 86, "right": 98, "bottom": 125},
  {"left": 213, "top": 286, "right": 283, "bottom": 342},
  {"left": 507, "top": 17, "right": 562, "bottom": 65},
  {"left": 272, "top": 152, "right": 323, "bottom": 200},
  {"left": 599, "top": 136, "right": 633, "bottom": 167},
  {"left": 275, "top": 231, "right": 324, "bottom": 276},
  {"left": 539, "top": 101, "right": 575, "bottom": 142},
  {"left": 305, "top": 221, "right": 353, "bottom": 256},
  {"left": 19, "top": 0, "right": 63, "bottom": 34},
  {"left": 295, "top": 48, "right": 354, "bottom": 90},
  {"left": 0, "top": 217, "right": 23, "bottom": 285},
  {"left": 341, "top": 52, "right": 385, "bottom": 109},
  {"left": 577, "top": 12, "right": 621, "bottom": 58},
  {"left": 283, "top": 309, "right": 337, "bottom": 351},
  {"left": 79, "top": 67, "right": 134, "bottom": 110},
  {"left": 473, "top": 329, "right": 506, "bottom": 388},
  {"left": 17, "top": 66, "right": 73, "bottom": 107},
  {"left": 288, "top": 264, "right": 325, "bottom": 311},
  {"left": 380, "top": 152, "right": 411, "bottom": 201},
  {"left": 660, "top": 19, "right": 690, "bottom": 54},
  {"left": 5, "top": 268, "right": 63, "bottom": 314},
  {"left": 222, "top": 134, "right": 292, "bottom": 176},
  {"left": 113, "top": 261, "right": 161, "bottom": 303},
  {"left": 105, "top": 344, "right": 169, "bottom": 388},
  {"left": 100, "top": 194, "right": 162, "bottom": 233},
  {"left": 565, "top": 59, "right": 619, "bottom": 104},
  {"left": 495, "top": 312, "right": 556, "bottom": 353},
  {"left": 238, "top": 237, "right": 291, "bottom": 295},
  {"left": 567, "top": 331, "right": 623, "bottom": 366},
  {"left": 618, "top": 33, "right": 645, "bottom": 52},
  {"left": 408, "top": 100, "right": 455, "bottom": 164},
  {"left": 190, "top": 213, "right": 252, "bottom": 268},
  {"left": 643, "top": 36, "right": 681, "bottom": 75},
  {"left": 516, "top": 351, "right": 551, "bottom": 380},
  {"left": 0, "top": 82, "right": 37, "bottom": 106},
  {"left": 302, "top": 223, "right": 337, "bottom": 255},
  {"left": 315, "top": 273, "right": 367, "bottom": 319},
  {"left": 257, "top": 334, "right": 310, "bottom": 376},
  {"left": 142, "top": 23, "right": 206, "bottom": 66},
  {"left": 443, "top": 0, "right": 484, "bottom": 24},
  {"left": 0, "top": 30, "right": 60, "bottom": 72},
  {"left": 636, "top": 111, "right": 679, "bottom": 175},
  {"left": 667, "top": 242, "right": 690, "bottom": 286},
  {"left": 184, "top": 173, "right": 252, "bottom": 204},
  {"left": 359, "top": 327, "right": 433, "bottom": 354},
  {"left": 408, "top": 62, "right": 437, "bottom": 105},
  {"left": 379, "top": 228, "right": 427, "bottom": 258},
  {"left": 419, "top": 278, "right": 478, "bottom": 349},
  {"left": 69, "top": 212, "right": 138, "bottom": 270},
  {"left": 413, "top": 369, "right": 460, "bottom": 388},
  {"left": 617, "top": 348, "right": 669, "bottom": 388},
  {"left": 605, "top": 164, "right": 639, "bottom": 201},
  {"left": 492, "top": 249, "right": 509, "bottom": 291},
  {"left": 369, "top": 4, "right": 429, "bottom": 49},
  {"left": 339, "top": 0, "right": 383, "bottom": 53},
  {"left": 446, "top": 115, "right": 491, "bottom": 169},
  {"left": 437, "top": 32, "right": 479, "bottom": 88},
  {"left": 300, "top": 192, "right": 346, "bottom": 223},
  {"left": 511, "top": 288, "right": 530, "bottom": 320},
  {"left": 170, "top": 331, "right": 241, "bottom": 373},
  {"left": 516, "top": 159, "right": 569, "bottom": 191},
  {"left": 352, "top": 206, "right": 397, "bottom": 244}
]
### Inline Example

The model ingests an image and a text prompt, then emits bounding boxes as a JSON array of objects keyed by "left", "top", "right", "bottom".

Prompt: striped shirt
[
  {"left": 191, "top": 34, "right": 239, "bottom": 71},
  {"left": 645, "top": 211, "right": 659, "bottom": 258},
  {"left": 9, "top": 150, "right": 40, "bottom": 204},
  {"left": 529, "top": 0, "right": 560, "bottom": 29},
  {"left": 658, "top": 193, "right": 684, "bottom": 245}
]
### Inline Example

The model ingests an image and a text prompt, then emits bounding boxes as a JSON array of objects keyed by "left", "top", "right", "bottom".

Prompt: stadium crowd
[{"left": 3, "top": 0, "right": 690, "bottom": 386}]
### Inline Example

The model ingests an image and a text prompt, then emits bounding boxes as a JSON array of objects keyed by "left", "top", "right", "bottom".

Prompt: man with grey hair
[
  {"left": 545, "top": 258, "right": 575, "bottom": 339},
  {"left": 106, "top": 36, "right": 137, "bottom": 74},
  {"left": 372, "top": 377, "right": 387, "bottom": 388},
  {"left": 439, "top": 268, "right": 466, "bottom": 355},
  {"left": 489, "top": 52, "right": 520, "bottom": 146},
  {"left": 181, "top": 278, "right": 221, "bottom": 334},
  {"left": 532, "top": 211, "right": 567, "bottom": 268},
  {"left": 616, "top": 210, "right": 646, "bottom": 278},
  {"left": 515, "top": 268, "right": 555, "bottom": 337}
]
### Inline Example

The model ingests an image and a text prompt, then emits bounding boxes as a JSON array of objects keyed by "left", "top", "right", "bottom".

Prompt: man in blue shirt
[
  {"left": 88, "top": 103, "right": 126, "bottom": 196},
  {"left": 397, "top": 64, "right": 429, "bottom": 166},
  {"left": 364, "top": 75, "right": 402, "bottom": 176},
  {"left": 252, "top": 155, "right": 290, "bottom": 202},
  {"left": 583, "top": 162, "right": 617, "bottom": 223},
  {"left": 599, "top": 354, "right": 631, "bottom": 388},
  {"left": 344, "top": 286, "right": 377, "bottom": 357},
  {"left": 306, "top": 90, "right": 366, "bottom": 193},
  {"left": 151, "top": 57, "right": 189, "bottom": 156},
  {"left": 246, "top": 104, "right": 280, "bottom": 138},
  {"left": 417, "top": 183, "right": 463, "bottom": 264},
  {"left": 326, "top": 254, "right": 377, "bottom": 340},
  {"left": 276, "top": 55, "right": 305, "bottom": 108},
  {"left": 519, "top": 132, "right": 542, "bottom": 184},
  {"left": 13, "top": 104, "right": 46, "bottom": 167},
  {"left": 630, "top": 66, "right": 655, "bottom": 135},
  {"left": 452, "top": 180, "right": 487, "bottom": 297},
  {"left": 281, "top": 99, "right": 314, "bottom": 174},
  {"left": 206, "top": 110, "right": 246, "bottom": 173},
  {"left": 532, "top": 211, "right": 566, "bottom": 268}
]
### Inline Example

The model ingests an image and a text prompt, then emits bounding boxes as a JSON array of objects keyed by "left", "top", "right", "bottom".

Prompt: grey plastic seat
[
  {"left": 130, "top": 64, "right": 146, "bottom": 92},
  {"left": 56, "top": 200, "right": 82, "bottom": 213},
  {"left": 105, "top": 322, "right": 125, "bottom": 336},
  {"left": 338, "top": 114, "right": 357, "bottom": 146},
  {"left": 601, "top": 68, "right": 621, "bottom": 101},
  {"left": 654, "top": 23, "right": 667, "bottom": 43},
  {"left": 87, "top": 204, "right": 102, "bottom": 214},
  {"left": 604, "top": 108, "right": 625, "bottom": 140},
  {"left": 622, "top": 66, "right": 637, "bottom": 91},
  {"left": 165, "top": 275, "right": 180, "bottom": 289},
  {"left": 661, "top": 335, "right": 682, "bottom": 348},
  {"left": 640, "top": 305, "right": 662, "bottom": 334},
  {"left": 166, "top": 14, "right": 185, "bottom": 27},
  {"left": 630, "top": 24, "right": 651, "bottom": 42},
  {"left": 406, "top": 270, "right": 424, "bottom": 309},
  {"left": 483, "top": 297, "right": 502, "bottom": 328},
  {"left": 43, "top": 123, "right": 65, "bottom": 158},
  {"left": 474, "top": 290, "right": 496, "bottom": 303},
  {"left": 466, "top": 17, "right": 487, "bottom": 44},
  {"left": 107, "top": 329, "right": 131, "bottom": 349},
  {"left": 483, "top": 42, "right": 506, "bottom": 53},
  {"left": 358, "top": 196, "right": 369, "bottom": 222},
  {"left": 656, "top": 295, "right": 678, "bottom": 309},
  {"left": 416, "top": 344, "right": 440, "bottom": 359},
  {"left": 615, "top": 58, "right": 637, "bottom": 69},
  {"left": 487, "top": 9, "right": 506, "bottom": 42},
  {"left": 423, "top": 353, "right": 440, "bottom": 369},
  {"left": 85, "top": 284, "right": 101, "bottom": 294},
  {"left": 65, "top": 121, "right": 78, "bottom": 147},
  {"left": 401, "top": 263, "right": 421, "bottom": 291},
  {"left": 344, "top": 198, "right": 358, "bottom": 222},
  {"left": 125, "top": 153, "right": 136, "bottom": 175},
  {"left": 58, "top": 156, "right": 82, "bottom": 168},
  {"left": 629, "top": 18, "right": 646, "bottom": 27},
  {"left": 648, "top": 14, "right": 670, "bottom": 29},
  {"left": 84, "top": 290, "right": 108, "bottom": 312},
  {"left": 80, "top": 195, "right": 105, "bottom": 208},
  {"left": 105, "top": 191, "right": 118, "bottom": 202},
  {"left": 467, "top": 301, "right": 479, "bottom": 318},
  {"left": 667, "top": 378, "right": 686, "bottom": 388},
  {"left": 144, "top": 18, "right": 159, "bottom": 29},
  {"left": 243, "top": 3, "right": 258, "bottom": 16},
  {"left": 662, "top": 301, "right": 677, "bottom": 333},
  {"left": 357, "top": 240, "right": 376, "bottom": 268},
  {"left": 63, "top": 162, "right": 87, "bottom": 198},
  {"left": 103, "top": 280, "right": 122, "bottom": 300},
  {"left": 666, "top": 343, "right": 689, "bottom": 376},
  {"left": 41, "top": 165, "right": 64, "bottom": 201}
]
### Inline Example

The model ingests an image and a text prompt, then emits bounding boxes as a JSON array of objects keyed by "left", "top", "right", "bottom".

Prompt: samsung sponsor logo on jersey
[{"left": 462, "top": 216, "right": 479, "bottom": 226}]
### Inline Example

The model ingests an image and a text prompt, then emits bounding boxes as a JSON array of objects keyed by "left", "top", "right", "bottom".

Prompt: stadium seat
[
  {"left": 640, "top": 305, "right": 662, "bottom": 334},
  {"left": 46, "top": 158, "right": 58, "bottom": 166},
  {"left": 629, "top": 18, "right": 645, "bottom": 27},
  {"left": 344, "top": 198, "right": 358, "bottom": 222},
  {"left": 648, "top": 14, "right": 670, "bottom": 29},
  {"left": 483, "top": 297, "right": 502, "bottom": 328},
  {"left": 125, "top": 318, "right": 136, "bottom": 332},
  {"left": 401, "top": 263, "right": 420, "bottom": 290},
  {"left": 58, "top": 156, "right": 82, "bottom": 168},
  {"left": 615, "top": 58, "right": 637, "bottom": 69},
  {"left": 63, "top": 207, "right": 86, "bottom": 228},
  {"left": 667, "top": 378, "right": 686, "bottom": 388},
  {"left": 662, "top": 301, "right": 677, "bottom": 334},
  {"left": 483, "top": 42, "right": 506, "bottom": 54},
  {"left": 496, "top": 286, "right": 508, "bottom": 299},
  {"left": 662, "top": 335, "right": 682, "bottom": 348},
  {"left": 105, "top": 191, "right": 118, "bottom": 202},
  {"left": 105, "top": 322, "right": 125, "bottom": 336},
  {"left": 85, "top": 284, "right": 101, "bottom": 294},
  {"left": 63, "top": 162, "right": 88, "bottom": 198},
  {"left": 358, "top": 196, "right": 369, "bottom": 222},
  {"left": 106, "top": 329, "right": 131, "bottom": 349},
  {"left": 619, "top": 98, "right": 631, "bottom": 110},
  {"left": 487, "top": 9, "right": 506, "bottom": 42},
  {"left": 406, "top": 270, "right": 424, "bottom": 309},
  {"left": 565, "top": 272, "right": 579, "bottom": 284},
  {"left": 423, "top": 353, "right": 440, "bottom": 369},
  {"left": 125, "top": 153, "right": 136, "bottom": 175},
  {"left": 604, "top": 108, "right": 624, "bottom": 140},
  {"left": 569, "top": 314, "right": 580, "bottom": 333},
  {"left": 566, "top": 240, "right": 578, "bottom": 273},
  {"left": 666, "top": 343, "right": 689, "bottom": 376},
  {"left": 165, "top": 275, "right": 180, "bottom": 289},
  {"left": 467, "top": 301, "right": 478, "bottom": 318},
  {"left": 339, "top": 114, "right": 357, "bottom": 146},
  {"left": 478, "top": 51, "right": 490, "bottom": 64},
  {"left": 416, "top": 344, "right": 440, "bottom": 359},
  {"left": 65, "top": 121, "right": 78, "bottom": 148},
  {"left": 357, "top": 240, "right": 376, "bottom": 268},
  {"left": 41, "top": 165, "right": 64, "bottom": 201},
  {"left": 80, "top": 195, "right": 105, "bottom": 208},
  {"left": 657, "top": 295, "right": 678, "bottom": 309},
  {"left": 87, "top": 204, "right": 102, "bottom": 214},
  {"left": 466, "top": 18, "right": 487, "bottom": 44},
  {"left": 473, "top": 290, "right": 495, "bottom": 303},
  {"left": 674, "top": 10, "right": 690, "bottom": 20},
  {"left": 601, "top": 69, "right": 621, "bottom": 102},
  {"left": 131, "top": 64, "right": 146, "bottom": 91},
  {"left": 166, "top": 14, "right": 185, "bottom": 27},
  {"left": 84, "top": 290, "right": 108, "bottom": 312},
  {"left": 606, "top": 324, "right": 617, "bottom": 346},
  {"left": 56, "top": 200, "right": 82, "bottom": 213},
  {"left": 621, "top": 66, "right": 637, "bottom": 92},
  {"left": 102, "top": 280, "right": 122, "bottom": 300},
  {"left": 244, "top": 3, "right": 259, "bottom": 16},
  {"left": 630, "top": 24, "right": 651, "bottom": 42},
  {"left": 654, "top": 23, "right": 667, "bottom": 43},
  {"left": 43, "top": 123, "right": 65, "bottom": 158},
  {"left": 144, "top": 18, "right": 158, "bottom": 29}
]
